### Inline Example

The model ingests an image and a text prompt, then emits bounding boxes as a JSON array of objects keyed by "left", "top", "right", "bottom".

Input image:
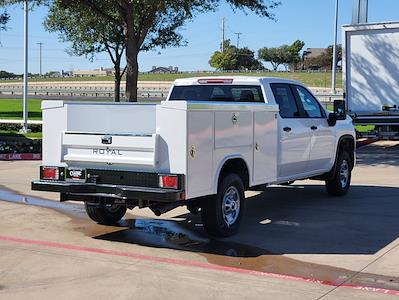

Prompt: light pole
[
  {"left": 331, "top": 0, "right": 339, "bottom": 94},
  {"left": 37, "top": 42, "right": 43, "bottom": 76},
  {"left": 235, "top": 32, "right": 242, "bottom": 48},
  {"left": 20, "top": 0, "right": 29, "bottom": 133}
]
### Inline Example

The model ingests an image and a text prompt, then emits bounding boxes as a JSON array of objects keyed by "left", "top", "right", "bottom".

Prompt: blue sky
[{"left": 1, "top": 0, "right": 399, "bottom": 74}]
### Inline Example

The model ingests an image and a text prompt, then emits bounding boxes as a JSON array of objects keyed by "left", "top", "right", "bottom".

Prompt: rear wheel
[
  {"left": 201, "top": 174, "right": 245, "bottom": 237},
  {"left": 325, "top": 151, "right": 352, "bottom": 196},
  {"left": 85, "top": 202, "right": 127, "bottom": 225}
]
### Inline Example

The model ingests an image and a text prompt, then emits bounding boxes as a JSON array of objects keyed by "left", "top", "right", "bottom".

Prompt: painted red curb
[
  {"left": 0, "top": 235, "right": 398, "bottom": 296},
  {"left": 0, "top": 153, "right": 41, "bottom": 161}
]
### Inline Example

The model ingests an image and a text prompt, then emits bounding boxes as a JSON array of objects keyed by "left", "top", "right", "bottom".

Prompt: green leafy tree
[
  {"left": 210, "top": 40, "right": 262, "bottom": 70},
  {"left": 258, "top": 46, "right": 286, "bottom": 71},
  {"left": 0, "top": 0, "right": 49, "bottom": 30},
  {"left": 45, "top": 1, "right": 126, "bottom": 102},
  {"left": 60, "top": 0, "right": 280, "bottom": 101},
  {"left": 258, "top": 40, "right": 305, "bottom": 71},
  {"left": 286, "top": 40, "right": 305, "bottom": 70},
  {"left": 0, "top": 10, "right": 9, "bottom": 31}
]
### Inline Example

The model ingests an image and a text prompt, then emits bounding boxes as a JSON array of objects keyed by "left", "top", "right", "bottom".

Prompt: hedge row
[
  {"left": 0, "top": 123, "right": 42, "bottom": 132},
  {"left": 0, "top": 139, "right": 42, "bottom": 154}
]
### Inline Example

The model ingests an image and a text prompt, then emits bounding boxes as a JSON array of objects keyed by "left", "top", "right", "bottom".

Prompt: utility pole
[
  {"left": 37, "top": 42, "right": 43, "bottom": 76},
  {"left": 21, "top": 0, "right": 29, "bottom": 133},
  {"left": 331, "top": 0, "right": 339, "bottom": 94},
  {"left": 352, "top": 0, "right": 368, "bottom": 24},
  {"left": 234, "top": 32, "right": 242, "bottom": 48},
  {"left": 221, "top": 17, "right": 225, "bottom": 52}
]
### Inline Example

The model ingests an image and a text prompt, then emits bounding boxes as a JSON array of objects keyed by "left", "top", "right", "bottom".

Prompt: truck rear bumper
[{"left": 31, "top": 180, "right": 185, "bottom": 202}]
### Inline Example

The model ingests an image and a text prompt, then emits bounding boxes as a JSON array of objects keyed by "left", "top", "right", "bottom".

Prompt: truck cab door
[
  {"left": 291, "top": 85, "right": 335, "bottom": 173},
  {"left": 270, "top": 83, "right": 311, "bottom": 179}
]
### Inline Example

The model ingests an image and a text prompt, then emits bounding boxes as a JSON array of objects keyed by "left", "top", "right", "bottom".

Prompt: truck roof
[{"left": 173, "top": 76, "right": 304, "bottom": 86}]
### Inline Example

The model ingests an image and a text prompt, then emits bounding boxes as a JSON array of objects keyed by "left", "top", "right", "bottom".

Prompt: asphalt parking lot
[{"left": 0, "top": 140, "right": 398, "bottom": 299}]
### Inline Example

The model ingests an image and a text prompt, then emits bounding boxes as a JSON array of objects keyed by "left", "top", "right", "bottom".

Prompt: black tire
[
  {"left": 201, "top": 173, "right": 245, "bottom": 237},
  {"left": 85, "top": 202, "right": 127, "bottom": 225},
  {"left": 325, "top": 151, "right": 352, "bottom": 196}
]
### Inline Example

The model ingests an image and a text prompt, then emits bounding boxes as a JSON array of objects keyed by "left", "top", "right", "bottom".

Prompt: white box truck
[
  {"left": 343, "top": 21, "right": 399, "bottom": 138},
  {"left": 32, "top": 77, "right": 355, "bottom": 237}
]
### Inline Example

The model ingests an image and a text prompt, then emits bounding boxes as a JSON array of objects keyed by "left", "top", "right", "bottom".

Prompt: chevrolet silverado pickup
[{"left": 32, "top": 77, "right": 356, "bottom": 237}]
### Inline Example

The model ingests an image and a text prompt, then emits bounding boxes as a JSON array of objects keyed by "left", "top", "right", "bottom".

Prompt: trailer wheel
[
  {"left": 85, "top": 202, "right": 127, "bottom": 225},
  {"left": 201, "top": 173, "right": 245, "bottom": 237},
  {"left": 325, "top": 151, "right": 352, "bottom": 196}
]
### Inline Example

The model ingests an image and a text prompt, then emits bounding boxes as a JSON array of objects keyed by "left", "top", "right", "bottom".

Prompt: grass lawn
[
  {"left": 2, "top": 71, "right": 343, "bottom": 89},
  {"left": 0, "top": 98, "right": 43, "bottom": 120},
  {"left": 355, "top": 125, "right": 375, "bottom": 132}
]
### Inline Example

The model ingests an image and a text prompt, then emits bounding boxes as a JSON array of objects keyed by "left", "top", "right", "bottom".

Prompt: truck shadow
[
  {"left": 357, "top": 142, "right": 399, "bottom": 166},
  {"left": 94, "top": 184, "right": 399, "bottom": 257}
]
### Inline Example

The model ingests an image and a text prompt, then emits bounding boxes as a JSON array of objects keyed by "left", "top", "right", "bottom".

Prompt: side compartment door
[
  {"left": 187, "top": 111, "right": 214, "bottom": 198},
  {"left": 253, "top": 110, "right": 278, "bottom": 185},
  {"left": 270, "top": 83, "right": 311, "bottom": 178}
]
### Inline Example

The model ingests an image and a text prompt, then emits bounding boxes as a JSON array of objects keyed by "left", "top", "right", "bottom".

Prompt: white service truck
[
  {"left": 343, "top": 21, "right": 399, "bottom": 138},
  {"left": 32, "top": 77, "right": 355, "bottom": 237}
]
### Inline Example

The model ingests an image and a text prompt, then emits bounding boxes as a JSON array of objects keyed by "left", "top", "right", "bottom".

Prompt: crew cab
[{"left": 32, "top": 77, "right": 356, "bottom": 237}]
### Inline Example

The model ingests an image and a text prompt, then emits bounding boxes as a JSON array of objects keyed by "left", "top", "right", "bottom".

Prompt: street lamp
[
  {"left": 331, "top": 0, "right": 339, "bottom": 94},
  {"left": 20, "top": 0, "right": 29, "bottom": 133}
]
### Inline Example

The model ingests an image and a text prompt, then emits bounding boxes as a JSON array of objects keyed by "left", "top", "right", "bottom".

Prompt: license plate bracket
[{"left": 66, "top": 168, "right": 86, "bottom": 181}]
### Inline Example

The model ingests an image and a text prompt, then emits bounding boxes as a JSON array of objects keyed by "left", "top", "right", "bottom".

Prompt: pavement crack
[{"left": 316, "top": 242, "right": 399, "bottom": 299}]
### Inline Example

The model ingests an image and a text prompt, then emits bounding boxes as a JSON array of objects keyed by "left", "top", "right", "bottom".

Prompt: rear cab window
[{"left": 169, "top": 85, "right": 264, "bottom": 103}]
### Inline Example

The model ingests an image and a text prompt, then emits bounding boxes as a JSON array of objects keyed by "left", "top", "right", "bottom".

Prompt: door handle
[
  {"left": 283, "top": 127, "right": 292, "bottom": 132},
  {"left": 310, "top": 125, "right": 318, "bottom": 130}
]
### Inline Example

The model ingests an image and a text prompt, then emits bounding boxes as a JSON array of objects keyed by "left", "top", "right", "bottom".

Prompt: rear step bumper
[{"left": 31, "top": 180, "right": 185, "bottom": 202}]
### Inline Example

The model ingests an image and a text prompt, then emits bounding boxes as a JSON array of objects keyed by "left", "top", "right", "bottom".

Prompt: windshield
[{"left": 169, "top": 85, "right": 264, "bottom": 103}]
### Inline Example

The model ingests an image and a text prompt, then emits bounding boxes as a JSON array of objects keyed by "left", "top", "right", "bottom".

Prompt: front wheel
[
  {"left": 85, "top": 202, "right": 127, "bottom": 225},
  {"left": 325, "top": 151, "right": 352, "bottom": 196},
  {"left": 201, "top": 174, "right": 245, "bottom": 237}
]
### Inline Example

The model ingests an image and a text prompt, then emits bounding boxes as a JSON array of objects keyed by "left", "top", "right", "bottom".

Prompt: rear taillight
[
  {"left": 159, "top": 175, "right": 178, "bottom": 189},
  {"left": 42, "top": 167, "right": 59, "bottom": 180}
]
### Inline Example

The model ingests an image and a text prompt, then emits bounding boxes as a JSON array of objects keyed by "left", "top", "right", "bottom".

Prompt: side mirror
[
  {"left": 328, "top": 113, "right": 336, "bottom": 127},
  {"left": 333, "top": 100, "right": 346, "bottom": 120}
]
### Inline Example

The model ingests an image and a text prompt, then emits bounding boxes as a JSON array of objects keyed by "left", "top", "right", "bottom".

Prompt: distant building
[
  {"left": 148, "top": 66, "right": 179, "bottom": 74},
  {"left": 302, "top": 48, "right": 327, "bottom": 71},
  {"left": 72, "top": 67, "right": 108, "bottom": 77},
  {"left": 61, "top": 70, "right": 73, "bottom": 77},
  {"left": 45, "top": 71, "right": 61, "bottom": 78}
]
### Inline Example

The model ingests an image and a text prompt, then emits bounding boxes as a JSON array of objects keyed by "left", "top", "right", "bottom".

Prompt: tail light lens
[
  {"left": 42, "top": 167, "right": 60, "bottom": 180},
  {"left": 159, "top": 175, "right": 178, "bottom": 189}
]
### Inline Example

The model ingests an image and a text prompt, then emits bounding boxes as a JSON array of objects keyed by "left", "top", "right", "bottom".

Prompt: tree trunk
[
  {"left": 114, "top": 65, "right": 121, "bottom": 102},
  {"left": 125, "top": 15, "right": 139, "bottom": 102}
]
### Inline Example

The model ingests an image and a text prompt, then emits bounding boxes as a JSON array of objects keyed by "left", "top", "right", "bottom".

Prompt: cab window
[
  {"left": 270, "top": 83, "right": 301, "bottom": 118},
  {"left": 292, "top": 85, "right": 324, "bottom": 118}
]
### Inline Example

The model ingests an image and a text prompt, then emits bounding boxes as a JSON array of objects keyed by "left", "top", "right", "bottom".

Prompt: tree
[
  {"left": 286, "top": 40, "right": 305, "bottom": 70},
  {"left": 60, "top": 0, "right": 280, "bottom": 102},
  {"left": 45, "top": 1, "right": 126, "bottom": 102},
  {"left": 0, "top": 10, "right": 9, "bottom": 31},
  {"left": 0, "top": 0, "right": 48, "bottom": 30},
  {"left": 210, "top": 40, "right": 262, "bottom": 70},
  {"left": 258, "top": 40, "right": 305, "bottom": 71}
]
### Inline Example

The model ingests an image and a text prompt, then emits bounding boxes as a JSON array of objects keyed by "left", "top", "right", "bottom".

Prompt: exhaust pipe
[{"left": 150, "top": 200, "right": 186, "bottom": 216}]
